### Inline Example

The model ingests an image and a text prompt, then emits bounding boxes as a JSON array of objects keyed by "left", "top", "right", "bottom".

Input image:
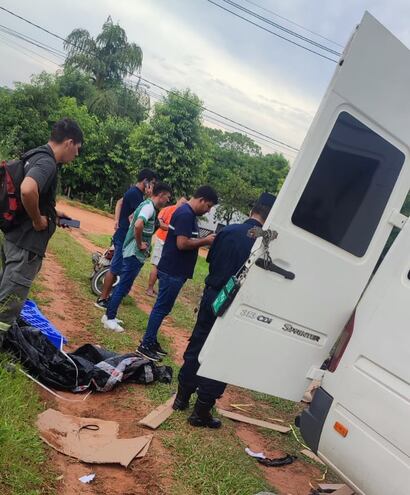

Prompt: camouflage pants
[{"left": 0, "top": 239, "right": 42, "bottom": 329}]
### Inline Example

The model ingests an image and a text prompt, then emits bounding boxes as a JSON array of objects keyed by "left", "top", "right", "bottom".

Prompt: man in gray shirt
[{"left": 0, "top": 118, "right": 83, "bottom": 333}]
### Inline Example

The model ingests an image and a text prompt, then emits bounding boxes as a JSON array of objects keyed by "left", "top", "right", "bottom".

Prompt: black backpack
[{"left": 0, "top": 149, "right": 54, "bottom": 233}]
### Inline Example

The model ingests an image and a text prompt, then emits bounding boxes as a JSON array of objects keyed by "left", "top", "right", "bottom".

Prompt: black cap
[{"left": 256, "top": 192, "right": 276, "bottom": 208}]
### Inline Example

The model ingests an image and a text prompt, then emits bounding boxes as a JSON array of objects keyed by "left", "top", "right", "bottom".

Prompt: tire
[{"left": 91, "top": 267, "right": 119, "bottom": 296}]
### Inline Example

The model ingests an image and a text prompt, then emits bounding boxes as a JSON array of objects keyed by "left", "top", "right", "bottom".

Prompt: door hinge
[
  {"left": 388, "top": 210, "right": 408, "bottom": 229},
  {"left": 306, "top": 366, "right": 325, "bottom": 381}
]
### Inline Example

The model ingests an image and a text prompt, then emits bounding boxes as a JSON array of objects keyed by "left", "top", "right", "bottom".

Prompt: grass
[
  {"left": 0, "top": 355, "right": 55, "bottom": 495},
  {"left": 84, "top": 232, "right": 112, "bottom": 249},
  {"left": 48, "top": 230, "right": 277, "bottom": 494}
]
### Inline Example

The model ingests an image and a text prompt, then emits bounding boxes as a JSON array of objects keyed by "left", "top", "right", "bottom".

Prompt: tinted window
[{"left": 292, "top": 112, "right": 405, "bottom": 257}]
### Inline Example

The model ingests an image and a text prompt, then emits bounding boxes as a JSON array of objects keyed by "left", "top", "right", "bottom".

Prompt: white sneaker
[
  {"left": 101, "top": 314, "right": 124, "bottom": 325},
  {"left": 101, "top": 315, "right": 125, "bottom": 333}
]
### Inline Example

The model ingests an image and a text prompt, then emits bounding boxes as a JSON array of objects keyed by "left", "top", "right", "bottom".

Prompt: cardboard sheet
[{"left": 37, "top": 409, "right": 152, "bottom": 467}]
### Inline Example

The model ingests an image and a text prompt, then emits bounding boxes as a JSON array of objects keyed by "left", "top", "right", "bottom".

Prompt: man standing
[
  {"left": 102, "top": 183, "right": 172, "bottom": 332},
  {"left": 137, "top": 185, "right": 218, "bottom": 361},
  {"left": 95, "top": 168, "right": 157, "bottom": 309},
  {"left": 173, "top": 193, "right": 276, "bottom": 428},
  {"left": 0, "top": 118, "right": 83, "bottom": 331},
  {"left": 146, "top": 196, "right": 187, "bottom": 297}
]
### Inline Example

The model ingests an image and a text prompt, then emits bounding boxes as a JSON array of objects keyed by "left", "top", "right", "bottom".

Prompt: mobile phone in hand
[{"left": 59, "top": 218, "right": 80, "bottom": 228}]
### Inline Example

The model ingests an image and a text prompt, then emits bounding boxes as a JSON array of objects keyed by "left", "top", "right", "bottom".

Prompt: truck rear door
[{"left": 198, "top": 12, "right": 410, "bottom": 401}]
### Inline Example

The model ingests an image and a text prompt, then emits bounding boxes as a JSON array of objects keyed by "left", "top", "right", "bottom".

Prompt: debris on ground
[
  {"left": 300, "top": 448, "right": 326, "bottom": 465},
  {"left": 310, "top": 483, "right": 355, "bottom": 494},
  {"left": 37, "top": 408, "right": 153, "bottom": 467},
  {"left": 258, "top": 454, "right": 297, "bottom": 467},
  {"left": 245, "top": 447, "right": 266, "bottom": 459},
  {"left": 217, "top": 408, "right": 291, "bottom": 433},
  {"left": 79, "top": 473, "right": 96, "bottom": 484},
  {"left": 138, "top": 395, "right": 176, "bottom": 429}
]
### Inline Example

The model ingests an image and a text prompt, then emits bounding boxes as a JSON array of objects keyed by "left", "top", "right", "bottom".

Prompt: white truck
[{"left": 198, "top": 12, "right": 410, "bottom": 495}]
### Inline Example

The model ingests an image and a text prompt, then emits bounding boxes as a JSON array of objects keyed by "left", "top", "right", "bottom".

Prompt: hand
[
  {"left": 204, "top": 233, "right": 216, "bottom": 245},
  {"left": 114, "top": 221, "right": 119, "bottom": 230},
  {"left": 139, "top": 241, "right": 148, "bottom": 251},
  {"left": 33, "top": 216, "right": 48, "bottom": 232}
]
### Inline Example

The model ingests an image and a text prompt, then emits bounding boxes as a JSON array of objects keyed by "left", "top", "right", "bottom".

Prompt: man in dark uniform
[{"left": 173, "top": 192, "right": 276, "bottom": 428}]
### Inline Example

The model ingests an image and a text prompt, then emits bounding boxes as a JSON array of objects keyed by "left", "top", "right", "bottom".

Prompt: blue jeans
[
  {"left": 109, "top": 233, "right": 126, "bottom": 276},
  {"left": 106, "top": 255, "right": 143, "bottom": 320},
  {"left": 142, "top": 270, "right": 186, "bottom": 346}
]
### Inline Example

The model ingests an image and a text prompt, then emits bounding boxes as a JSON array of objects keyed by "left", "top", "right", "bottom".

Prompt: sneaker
[
  {"left": 94, "top": 298, "right": 108, "bottom": 310},
  {"left": 153, "top": 341, "right": 168, "bottom": 356},
  {"left": 101, "top": 314, "right": 123, "bottom": 325},
  {"left": 101, "top": 315, "right": 125, "bottom": 333},
  {"left": 136, "top": 344, "right": 161, "bottom": 362}
]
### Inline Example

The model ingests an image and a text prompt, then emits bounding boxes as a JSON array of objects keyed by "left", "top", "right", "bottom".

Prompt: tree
[
  {"left": 64, "top": 16, "right": 142, "bottom": 89},
  {"left": 64, "top": 17, "right": 148, "bottom": 123},
  {"left": 214, "top": 170, "right": 258, "bottom": 224},
  {"left": 128, "top": 90, "right": 206, "bottom": 196}
]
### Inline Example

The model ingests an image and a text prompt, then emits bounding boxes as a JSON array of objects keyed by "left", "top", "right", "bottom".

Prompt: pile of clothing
[{"left": 2, "top": 323, "right": 172, "bottom": 392}]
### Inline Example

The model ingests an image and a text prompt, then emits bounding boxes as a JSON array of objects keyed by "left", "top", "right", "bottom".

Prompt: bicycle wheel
[{"left": 91, "top": 267, "right": 119, "bottom": 296}]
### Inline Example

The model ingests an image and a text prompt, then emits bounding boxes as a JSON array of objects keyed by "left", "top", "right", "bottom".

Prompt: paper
[
  {"left": 37, "top": 409, "right": 152, "bottom": 467},
  {"left": 245, "top": 447, "right": 266, "bottom": 459},
  {"left": 79, "top": 474, "right": 96, "bottom": 484}
]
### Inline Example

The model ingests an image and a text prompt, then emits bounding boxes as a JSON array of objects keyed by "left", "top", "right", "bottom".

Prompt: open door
[{"left": 198, "top": 12, "right": 410, "bottom": 401}]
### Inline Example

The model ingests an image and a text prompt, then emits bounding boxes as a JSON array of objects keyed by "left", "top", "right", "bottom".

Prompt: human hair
[
  {"left": 137, "top": 169, "right": 158, "bottom": 182},
  {"left": 50, "top": 118, "right": 83, "bottom": 144},
  {"left": 251, "top": 203, "right": 272, "bottom": 222},
  {"left": 152, "top": 182, "right": 172, "bottom": 196},
  {"left": 193, "top": 185, "right": 218, "bottom": 205}
]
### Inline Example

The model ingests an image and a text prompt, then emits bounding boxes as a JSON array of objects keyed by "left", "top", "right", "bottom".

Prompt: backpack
[{"left": 0, "top": 148, "right": 54, "bottom": 233}]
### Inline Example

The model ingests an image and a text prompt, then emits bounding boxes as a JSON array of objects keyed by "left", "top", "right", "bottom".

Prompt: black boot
[
  {"left": 172, "top": 386, "right": 194, "bottom": 411},
  {"left": 188, "top": 398, "right": 222, "bottom": 428}
]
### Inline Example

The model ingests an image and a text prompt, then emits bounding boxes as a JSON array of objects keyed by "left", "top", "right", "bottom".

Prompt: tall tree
[{"left": 64, "top": 16, "right": 142, "bottom": 89}]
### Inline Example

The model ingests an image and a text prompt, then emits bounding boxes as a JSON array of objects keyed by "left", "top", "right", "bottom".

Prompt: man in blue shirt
[
  {"left": 95, "top": 168, "right": 157, "bottom": 309},
  {"left": 137, "top": 185, "right": 219, "bottom": 361},
  {"left": 173, "top": 192, "right": 276, "bottom": 428}
]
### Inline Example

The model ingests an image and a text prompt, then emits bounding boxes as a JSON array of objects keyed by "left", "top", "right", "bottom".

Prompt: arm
[
  {"left": 158, "top": 218, "right": 169, "bottom": 231},
  {"left": 134, "top": 218, "right": 148, "bottom": 251},
  {"left": 114, "top": 198, "right": 123, "bottom": 229},
  {"left": 176, "top": 234, "right": 216, "bottom": 251},
  {"left": 20, "top": 177, "right": 48, "bottom": 231}
]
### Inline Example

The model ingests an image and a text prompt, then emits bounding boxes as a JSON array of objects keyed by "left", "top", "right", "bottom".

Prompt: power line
[
  {"left": 205, "top": 0, "right": 339, "bottom": 63},
  {"left": 241, "top": 0, "right": 344, "bottom": 48},
  {"left": 218, "top": 0, "right": 341, "bottom": 56},
  {"left": 0, "top": 5, "right": 300, "bottom": 152}
]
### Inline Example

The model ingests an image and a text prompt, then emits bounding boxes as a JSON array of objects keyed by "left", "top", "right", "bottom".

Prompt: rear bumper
[{"left": 300, "top": 387, "right": 333, "bottom": 453}]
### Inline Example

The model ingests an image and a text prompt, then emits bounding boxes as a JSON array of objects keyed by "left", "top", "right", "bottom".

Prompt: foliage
[
  {"left": 204, "top": 128, "right": 289, "bottom": 223},
  {"left": 64, "top": 16, "right": 142, "bottom": 89},
  {"left": 129, "top": 90, "right": 206, "bottom": 196}
]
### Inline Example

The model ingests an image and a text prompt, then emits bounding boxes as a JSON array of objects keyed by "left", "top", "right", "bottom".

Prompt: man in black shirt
[
  {"left": 0, "top": 118, "right": 83, "bottom": 331},
  {"left": 173, "top": 193, "right": 276, "bottom": 428}
]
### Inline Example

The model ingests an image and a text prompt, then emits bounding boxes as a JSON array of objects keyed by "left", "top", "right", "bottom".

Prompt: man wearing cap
[{"left": 173, "top": 192, "right": 276, "bottom": 428}]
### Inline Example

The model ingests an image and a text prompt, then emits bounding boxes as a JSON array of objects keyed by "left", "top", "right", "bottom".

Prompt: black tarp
[{"left": 3, "top": 324, "right": 172, "bottom": 392}]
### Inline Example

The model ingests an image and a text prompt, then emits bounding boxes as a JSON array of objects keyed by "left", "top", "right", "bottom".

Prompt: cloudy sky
[{"left": 1, "top": 0, "right": 410, "bottom": 159}]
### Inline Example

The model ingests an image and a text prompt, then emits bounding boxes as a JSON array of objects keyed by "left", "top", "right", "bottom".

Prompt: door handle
[{"left": 255, "top": 258, "right": 295, "bottom": 280}]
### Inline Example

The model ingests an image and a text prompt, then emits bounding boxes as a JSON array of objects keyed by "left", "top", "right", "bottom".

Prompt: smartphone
[{"left": 59, "top": 218, "right": 80, "bottom": 228}]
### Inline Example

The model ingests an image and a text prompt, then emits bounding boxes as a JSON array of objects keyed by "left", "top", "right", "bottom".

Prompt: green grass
[
  {"left": 0, "top": 354, "right": 55, "bottom": 495},
  {"left": 164, "top": 414, "right": 271, "bottom": 495},
  {"left": 84, "top": 232, "right": 113, "bottom": 249},
  {"left": 48, "top": 230, "right": 277, "bottom": 494}
]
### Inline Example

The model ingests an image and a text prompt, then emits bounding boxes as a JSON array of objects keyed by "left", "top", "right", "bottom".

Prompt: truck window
[{"left": 291, "top": 112, "right": 404, "bottom": 257}]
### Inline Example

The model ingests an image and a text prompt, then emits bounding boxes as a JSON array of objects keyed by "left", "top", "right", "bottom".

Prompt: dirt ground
[{"left": 31, "top": 200, "right": 324, "bottom": 495}]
